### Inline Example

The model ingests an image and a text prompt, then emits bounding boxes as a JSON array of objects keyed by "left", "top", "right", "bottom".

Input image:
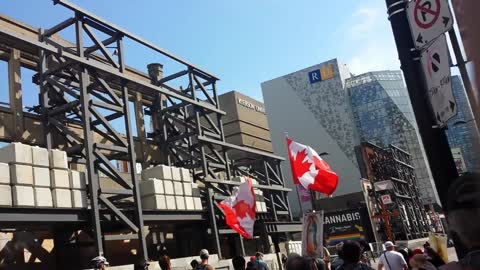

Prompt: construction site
[{"left": 0, "top": 1, "right": 300, "bottom": 269}]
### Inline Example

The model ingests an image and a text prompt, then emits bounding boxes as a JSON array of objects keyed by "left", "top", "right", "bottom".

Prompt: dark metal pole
[{"left": 384, "top": 0, "right": 458, "bottom": 207}]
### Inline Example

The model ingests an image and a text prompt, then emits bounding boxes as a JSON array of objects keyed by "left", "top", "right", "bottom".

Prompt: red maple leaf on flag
[
  {"left": 233, "top": 200, "right": 255, "bottom": 219},
  {"left": 292, "top": 148, "right": 313, "bottom": 179}
]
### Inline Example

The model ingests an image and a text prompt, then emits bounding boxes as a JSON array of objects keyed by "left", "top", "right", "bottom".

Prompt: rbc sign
[
  {"left": 309, "top": 70, "right": 322, "bottom": 84},
  {"left": 308, "top": 64, "right": 334, "bottom": 84}
]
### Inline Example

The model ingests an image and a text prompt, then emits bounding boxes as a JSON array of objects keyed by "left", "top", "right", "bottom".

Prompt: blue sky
[{"left": 2, "top": 0, "right": 402, "bottom": 101}]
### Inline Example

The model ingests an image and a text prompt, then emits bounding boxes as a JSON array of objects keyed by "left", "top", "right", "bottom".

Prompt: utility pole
[{"left": 384, "top": 1, "right": 458, "bottom": 208}]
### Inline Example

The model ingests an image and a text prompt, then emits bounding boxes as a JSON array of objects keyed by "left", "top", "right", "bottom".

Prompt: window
[{"left": 20, "top": 67, "right": 39, "bottom": 111}]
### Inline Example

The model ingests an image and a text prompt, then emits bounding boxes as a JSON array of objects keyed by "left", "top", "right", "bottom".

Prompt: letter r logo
[{"left": 308, "top": 70, "right": 322, "bottom": 84}]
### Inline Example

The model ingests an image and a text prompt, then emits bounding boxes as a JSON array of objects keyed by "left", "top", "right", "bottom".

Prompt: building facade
[
  {"left": 346, "top": 71, "right": 439, "bottom": 205},
  {"left": 446, "top": 75, "right": 480, "bottom": 173},
  {"left": 218, "top": 91, "right": 272, "bottom": 155},
  {"left": 261, "top": 59, "right": 363, "bottom": 217}
]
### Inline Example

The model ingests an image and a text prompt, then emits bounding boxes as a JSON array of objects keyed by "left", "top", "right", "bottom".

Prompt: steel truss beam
[
  {"left": 361, "top": 142, "right": 430, "bottom": 241},
  {"left": 0, "top": 0, "right": 296, "bottom": 262}
]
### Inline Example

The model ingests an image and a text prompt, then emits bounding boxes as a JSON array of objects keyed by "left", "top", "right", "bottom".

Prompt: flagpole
[{"left": 285, "top": 132, "right": 305, "bottom": 218}]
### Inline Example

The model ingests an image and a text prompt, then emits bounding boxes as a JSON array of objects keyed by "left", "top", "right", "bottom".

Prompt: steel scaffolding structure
[
  {"left": 0, "top": 0, "right": 297, "bottom": 265},
  {"left": 358, "top": 142, "right": 430, "bottom": 241}
]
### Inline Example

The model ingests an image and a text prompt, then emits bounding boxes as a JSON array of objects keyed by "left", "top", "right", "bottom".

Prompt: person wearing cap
[
  {"left": 90, "top": 256, "right": 110, "bottom": 270},
  {"left": 253, "top": 252, "right": 269, "bottom": 270},
  {"left": 197, "top": 249, "right": 215, "bottom": 270},
  {"left": 377, "top": 241, "right": 407, "bottom": 270},
  {"left": 440, "top": 173, "right": 480, "bottom": 270},
  {"left": 409, "top": 254, "right": 436, "bottom": 270}
]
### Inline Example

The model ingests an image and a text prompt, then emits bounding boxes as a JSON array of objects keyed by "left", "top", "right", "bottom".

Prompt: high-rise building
[
  {"left": 346, "top": 70, "right": 440, "bottom": 205},
  {"left": 446, "top": 75, "right": 480, "bottom": 173},
  {"left": 261, "top": 59, "right": 363, "bottom": 217}
]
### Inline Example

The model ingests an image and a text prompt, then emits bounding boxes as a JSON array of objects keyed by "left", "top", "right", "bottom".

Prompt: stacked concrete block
[
  {"left": 51, "top": 169, "right": 70, "bottom": 188},
  {"left": 12, "top": 185, "right": 35, "bottom": 207},
  {"left": 254, "top": 189, "right": 267, "bottom": 213},
  {"left": 141, "top": 165, "right": 172, "bottom": 181},
  {"left": 180, "top": 168, "right": 191, "bottom": 182},
  {"left": 49, "top": 149, "right": 68, "bottom": 169},
  {"left": 71, "top": 190, "right": 88, "bottom": 208},
  {"left": 137, "top": 165, "right": 204, "bottom": 212},
  {"left": 70, "top": 170, "right": 88, "bottom": 208},
  {"left": 53, "top": 188, "right": 72, "bottom": 208},
  {"left": 140, "top": 179, "right": 168, "bottom": 210},
  {"left": 34, "top": 187, "right": 53, "bottom": 207},
  {"left": 0, "top": 184, "right": 12, "bottom": 206},
  {"left": 175, "top": 196, "right": 186, "bottom": 210},
  {"left": 0, "top": 143, "right": 34, "bottom": 207},
  {"left": 170, "top": 167, "right": 182, "bottom": 182},
  {"left": 0, "top": 163, "right": 11, "bottom": 206}
]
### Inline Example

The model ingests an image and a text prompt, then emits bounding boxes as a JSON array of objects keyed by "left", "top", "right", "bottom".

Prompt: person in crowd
[
  {"left": 159, "top": 255, "right": 171, "bottom": 270},
  {"left": 409, "top": 254, "right": 436, "bottom": 270},
  {"left": 323, "top": 241, "right": 332, "bottom": 270},
  {"left": 191, "top": 259, "right": 200, "bottom": 270},
  {"left": 253, "top": 252, "right": 269, "bottom": 270},
  {"left": 378, "top": 241, "right": 408, "bottom": 270},
  {"left": 359, "top": 240, "right": 374, "bottom": 265},
  {"left": 312, "top": 257, "right": 327, "bottom": 270},
  {"left": 331, "top": 242, "right": 345, "bottom": 270},
  {"left": 198, "top": 249, "right": 215, "bottom": 270},
  {"left": 281, "top": 253, "right": 288, "bottom": 270},
  {"left": 134, "top": 259, "right": 149, "bottom": 270},
  {"left": 424, "top": 246, "right": 445, "bottom": 267},
  {"left": 285, "top": 254, "right": 310, "bottom": 270},
  {"left": 335, "top": 240, "right": 373, "bottom": 270},
  {"left": 246, "top": 261, "right": 257, "bottom": 270},
  {"left": 90, "top": 256, "right": 110, "bottom": 270},
  {"left": 440, "top": 173, "right": 480, "bottom": 270},
  {"left": 397, "top": 248, "right": 410, "bottom": 269},
  {"left": 233, "top": 256, "right": 246, "bottom": 270},
  {"left": 250, "top": 256, "right": 256, "bottom": 262}
]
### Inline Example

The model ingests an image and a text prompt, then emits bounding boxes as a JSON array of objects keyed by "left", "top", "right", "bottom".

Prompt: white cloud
[{"left": 337, "top": 5, "right": 401, "bottom": 75}]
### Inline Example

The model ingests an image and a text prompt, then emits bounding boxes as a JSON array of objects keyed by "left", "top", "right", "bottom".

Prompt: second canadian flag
[{"left": 286, "top": 137, "right": 338, "bottom": 195}]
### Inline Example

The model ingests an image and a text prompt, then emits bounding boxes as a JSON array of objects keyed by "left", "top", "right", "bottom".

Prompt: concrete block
[
  {"left": 261, "top": 202, "right": 267, "bottom": 213},
  {"left": 139, "top": 179, "right": 164, "bottom": 196},
  {"left": 52, "top": 188, "right": 72, "bottom": 208},
  {"left": 33, "top": 167, "right": 50, "bottom": 187},
  {"left": 51, "top": 169, "right": 70, "bottom": 188},
  {"left": 180, "top": 168, "right": 191, "bottom": 182},
  {"left": 0, "top": 185, "right": 12, "bottom": 206},
  {"left": 70, "top": 170, "right": 87, "bottom": 190},
  {"left": 0, "top": 143, "right": 32, "bottom": 164},
  {"left": 34, "top": 187, "right": 53, "bottom": 207},
  {"left": 31, "top": 147, "right": 49, "bottom": 167},
  {"left": 192, "top": 184, "right": 201, "bottom": 197},
  {"left": 12, "top": 185, "right": 35, "bottom": 207},
  {"left": 185, "top": 196, "right": 195, "bottom": 210},
  {"left": 256, "top": 202, "right": 262, "bottom": 213},
  {"left": 175, "top": 196, "right": 186, "bottom": 210},
  {"left": 71, "top": 189, "right": 87, "bottom": 208},
  {"left": 183, "top": 183, "right": 192, "bottom": 196},
  {"left": 49, "top": 149, "right": 68, "bottom": 169},
  {"left": 163, "top": 180, "right": 174, "bottom": 195},
  {"left": 0, "top": 163, "right": 10, "bottom": 184},
  {"left": 142, "top": 195, "right": 167, "bottom": 210},
  {"left": 10, "top": 164, "right": 33, "bottom": 185},
  {"left": 173, "top": 181, "right": 184, "bottom": 195},
  {"left": 194, "top": 197, "right": 202, "bottom": 210},
  {"left": 171, "top": 167, "right": 182, "bottom": 181},
  {"left": 141, "top": 165, "right": 172, "bottom": 181},
  {"left": 165, "top": 195, "right": 176, "bottom": 210}
]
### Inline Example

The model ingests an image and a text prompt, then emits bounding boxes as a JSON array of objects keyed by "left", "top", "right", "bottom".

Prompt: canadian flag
[
  {"left": 286, "top": 137, "right": 338, "bottom": 195},
  {"left": 218, "top": 177, "right": 256, "bottom": 239}
]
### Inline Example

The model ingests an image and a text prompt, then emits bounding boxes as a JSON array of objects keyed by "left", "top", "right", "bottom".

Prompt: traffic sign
[
  {"left": 420, "top": 35, "right": 457, "bottom": 126},
  {"left": 407, "top": 0, "right": 453, "bottom": 49},
  {"left": 381, "top": 194, "right": 393, "bottom": 205}
]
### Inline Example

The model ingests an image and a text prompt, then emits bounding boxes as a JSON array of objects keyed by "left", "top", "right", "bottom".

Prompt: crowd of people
[{"left": 87, "top": 173, "right": 480, "bottom": 270}]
